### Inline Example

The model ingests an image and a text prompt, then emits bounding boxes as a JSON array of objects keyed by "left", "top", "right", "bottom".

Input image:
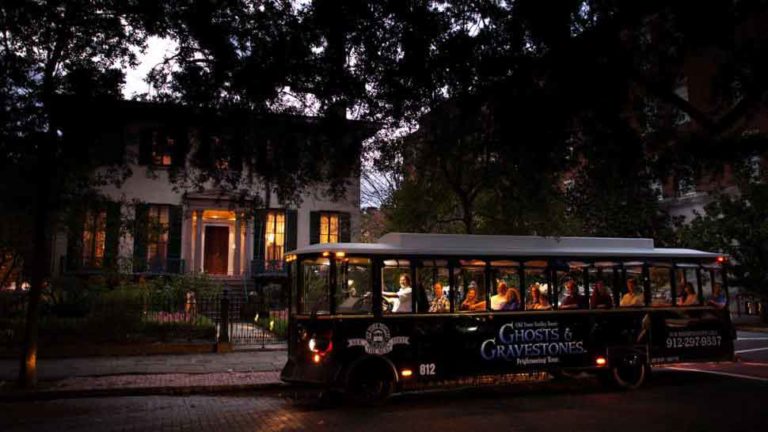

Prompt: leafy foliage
[{"left": 678, "top": 183, "right": 768, "bottom": 300}]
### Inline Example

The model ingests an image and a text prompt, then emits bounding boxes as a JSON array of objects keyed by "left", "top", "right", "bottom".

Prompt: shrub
[{"left": 86, "top": 288, "right": 146, "bottom": 340}]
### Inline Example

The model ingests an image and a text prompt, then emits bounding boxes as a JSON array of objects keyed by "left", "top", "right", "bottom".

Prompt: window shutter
[
  {"left": 138, "top": 129, "right": 152, "bottom": 165},
  {"left": 167, "top": 205, "right": 183, "bottom": 273},
  {"left": 339, "top": 212, "right": 351, "bottom": 242},
  {"left": 133, "top": 204, "right": 149, "bottom": 273},
  {"left": 309, "top": 211, "right": 320, "bottom": 245},
  {"left": 104, "top": 202, "right": 121, "bottom": 270},
  {"left": 252, "top": 209, "right": 267, "bottom": 271},
  {"left": 285, "top": 209, "right": 298, "bottom": 251},
  {"left": 171, "top": 126, "right": 188, "bottom": 168},
  {"left": 66, "top": 208, "right": 86, "bottom": 271}
]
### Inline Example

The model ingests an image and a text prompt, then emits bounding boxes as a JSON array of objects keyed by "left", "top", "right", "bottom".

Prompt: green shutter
[
  {"left": 66, "top": 207, "right": 86, "bottom": 271},
  {"left": 138, "top": 129, "right": 152, "bottom": 165},
  {"left": 104, "top": 202, "right": 121, "bottom": 270},
  {"left": 253, "top": 209, "right": 267, "bottom": 270},
  {"left": 171, "top": 125, "right": 188, "bottom": 168},
  {"left": 133, "top": 204, "right": 149, "bottom": 273},
  {"left": 309, "top": 211, "right": 320, "bottom": 245},
  {"left": 285, "top": 209, "right": 297, "bottom": 251},
  {"left": 339, "top": 212, "right": 351, "bottom": 243},
  {"left": 167, "top": 205, "right": 183, "bottom": 273}
]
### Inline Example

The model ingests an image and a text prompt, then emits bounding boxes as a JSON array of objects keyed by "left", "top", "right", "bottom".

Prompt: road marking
[
  {"left": 735, "top": 347, "right": 768, "bottom": 354},
  {"left": 737, "top": 337, "right": 768, "bottom": 341},
  {"left": 665, "top": 366, "right": 768, "bottom": 383},
  {"left": 739, "top": 362, "right": 768, "bottom": 367}
]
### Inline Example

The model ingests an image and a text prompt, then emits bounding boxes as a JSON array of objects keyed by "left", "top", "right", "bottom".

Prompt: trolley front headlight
[{"left": 308, "top": 337, "right": 333, "bottom": 354}]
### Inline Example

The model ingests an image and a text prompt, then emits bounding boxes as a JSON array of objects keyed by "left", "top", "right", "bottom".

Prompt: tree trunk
[
  {"left": 18, "top": 154, "right": 51, "bottom": 388},
  {"left": 18, "top": 130, "right": 55, "bottom": 388}
]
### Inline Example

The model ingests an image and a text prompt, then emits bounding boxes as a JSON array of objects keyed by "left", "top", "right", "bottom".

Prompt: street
[{"left": 1, "top": 331, "right": 767, "bottom": 432}]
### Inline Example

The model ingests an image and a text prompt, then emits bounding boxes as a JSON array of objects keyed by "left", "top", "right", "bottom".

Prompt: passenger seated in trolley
[
  {"left": 590, "top": 279, "right": 613, "bottom": 309},
  {"left": 459, "top": 282, "right": 484, "bottom": 311},
  {"left": 708, "top": 283, "right": 727, "bottom": 308},
  {"left": 527, "top": 283, "right": 552, "bottom": 310},
  {"left": 503, "top": 285, "right": 522, "bottom": 311},
  {"left": 559, "top": 278, "right": 586, "bottom": 309},
  {"left": 490, "top": 281, "right": 509, "bottom": 311},
  {"left": 678, "top": 282, "right": 699, "bottom": 306},
  {"left": 620, "top": 278, "right": 644, "bottom": 307},
  {"left": 383, "top": 273, "right": 413, "bottom": 313},
  {"left": 428, "top": 282, "right": 450, "bottom": 313}
]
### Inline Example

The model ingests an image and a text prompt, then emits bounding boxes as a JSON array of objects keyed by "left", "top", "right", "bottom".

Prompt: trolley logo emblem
[{"left": 347, "top": 323, "right": 410, "bottom": 355}]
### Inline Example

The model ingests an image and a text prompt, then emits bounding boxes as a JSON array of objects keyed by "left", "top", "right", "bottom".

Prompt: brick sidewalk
[{"left": 0, "top": 349, "right": 288, "bottom": 401}]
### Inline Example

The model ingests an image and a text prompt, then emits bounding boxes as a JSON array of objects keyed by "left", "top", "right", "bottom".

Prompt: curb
[
  {"left": 0, "top": 381, "right": 289, "bottom": 403},
  {"left": 735, "top": 326, "right": 768, "bottom": 333}
]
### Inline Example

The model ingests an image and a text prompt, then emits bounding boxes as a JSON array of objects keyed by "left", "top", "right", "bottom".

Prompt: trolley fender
[
  {"left": 606, "top": 345, "right": 649, "bottom": 365},
  {"left": 343, "top": 354, "right": 399, "bottom": 386}
]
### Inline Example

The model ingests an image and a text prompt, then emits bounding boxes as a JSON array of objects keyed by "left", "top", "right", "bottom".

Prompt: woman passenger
[
  {"left": 460, "top": 283, "right": 484, "bottom": 311},
  {"left": 679, "top": 282, "right": 699, "bottom": 306},
  {"left": 502, "top": 286, "right": 522, "bottom": 311},
  {"left": 527, "top": 283, "right": 551, "bottom": 310},
  {"left": 590, "top": 280, "right": 613, "bottom": 309}
]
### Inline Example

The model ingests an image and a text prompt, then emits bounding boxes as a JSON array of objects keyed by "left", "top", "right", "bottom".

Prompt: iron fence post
[{"left": 220, "top": 289, "right": 230, "bottom": 344}]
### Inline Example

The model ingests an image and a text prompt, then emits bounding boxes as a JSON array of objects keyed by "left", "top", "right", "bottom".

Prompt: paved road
[{"left": 1, "top": 369, "right": 766, "bottom": 431}]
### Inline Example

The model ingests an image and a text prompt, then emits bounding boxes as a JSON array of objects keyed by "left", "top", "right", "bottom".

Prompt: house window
[
  {"left": 82, "top": 209, "right": 107, "bottom": 268},
  {"left": 151, "top": 131, "right": 173, "bottom": 166},
  {"left": 265, "top": 211, "right": 286, "bottom": 263},
  {"left": 319, "top": 213, "right": 340, "bottom": 244},
  {"left": 147, "top": 205, "right": 170, "bottom": 270}
]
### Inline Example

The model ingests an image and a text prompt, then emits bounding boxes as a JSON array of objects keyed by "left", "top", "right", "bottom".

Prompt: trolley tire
[
  {"left": 601, "top": 353, "right": 649, "bottom": 390},
  {"left": 346, "top": 369, "right": 394, "bottom": 405}
]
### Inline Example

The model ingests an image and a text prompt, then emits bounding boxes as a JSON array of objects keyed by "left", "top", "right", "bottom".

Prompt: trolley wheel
[
  {"left": 346, "top": 371, "right": 394, "bottom": 405},
  {"left": 601, "top": 353, "right": 649, "bottom": 390}
]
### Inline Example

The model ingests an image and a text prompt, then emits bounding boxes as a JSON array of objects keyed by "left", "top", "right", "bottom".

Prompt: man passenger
[
  {"left": 560, "top": 278, "right": 586, "bottom": 309},
  {"left": 429, "top": 282, "right": 450, "bottom": 313},
  {"left": 620, "top": 278, "right": 644, "bottom": 307}
]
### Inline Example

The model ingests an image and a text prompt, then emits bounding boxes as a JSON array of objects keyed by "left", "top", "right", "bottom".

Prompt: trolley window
[
  {"left": 525, "top": 260, "right": 551, "bottom": 310},
  {"left": 620, "top": 262, "right": 645, "bottom": 307},
  {"left": 335, "top": 257, "right": 373, "bottom": 315},
  {"left": 418, "top": 260, "right": 450, "bottom": 313},
  {"left": 491, "top": 261, "right": 522, "bottom": 311},
  {"left": 456, "top": 260, "right": 486, "bottom": 312},
  {"left": 649, "top": 263, "right": 673, "bottom": 307},
  {"left": 557, "top": 261, "right": 588, "bottom": 310},
  {"left": 300, "top": 257, "right": 330, "bottom": 314},
  {"left": 382, "top": 259, "right": 413, "bottom": 314},
  {"left": 589, "top": 262, "right": 616, "bottom": 309}
]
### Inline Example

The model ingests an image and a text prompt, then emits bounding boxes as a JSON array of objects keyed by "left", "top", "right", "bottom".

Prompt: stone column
[
  {"left": 233, "top": 212, "right": 242, "bottom": 276},
  {"left": 194, "top": 209, "right": 204, "bottom": 273},
  {"left": 182, "top": 208, "right": 193, "bottom": 273},
  {"left": 244, "top": 216, "right": 253, "bottom": 277}
]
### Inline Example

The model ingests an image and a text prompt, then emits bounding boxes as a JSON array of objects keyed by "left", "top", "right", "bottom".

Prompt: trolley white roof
[{"left": 288, "top": 233, "right": 720, "bottom": 259}]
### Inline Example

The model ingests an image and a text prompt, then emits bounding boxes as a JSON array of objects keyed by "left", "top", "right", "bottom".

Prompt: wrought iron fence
[{"left": 0, "top": 289, "right": 287, "bottom": 349}]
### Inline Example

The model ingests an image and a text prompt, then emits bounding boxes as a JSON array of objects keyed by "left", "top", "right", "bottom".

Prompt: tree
[
  {"left": 678, "top": 181, "right": 768, "bottom": 321},
  {"left": 0, "top": 0, "right": 153, "bottom": 387}
]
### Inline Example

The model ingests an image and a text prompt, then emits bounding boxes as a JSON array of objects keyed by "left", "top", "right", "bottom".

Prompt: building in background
[{"left": 49, "top": 97, "right": 377, "bottom": 296}]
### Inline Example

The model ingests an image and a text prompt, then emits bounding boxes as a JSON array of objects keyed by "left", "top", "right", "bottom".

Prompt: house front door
[{"left": 204, "top": 226, "right": 229, "bottom": 275}]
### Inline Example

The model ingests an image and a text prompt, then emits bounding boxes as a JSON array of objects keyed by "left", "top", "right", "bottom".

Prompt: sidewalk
[{"left": 0, "top": 349, "right": 288, "bottom": 401}]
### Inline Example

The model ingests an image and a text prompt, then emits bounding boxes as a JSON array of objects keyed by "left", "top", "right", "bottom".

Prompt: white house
[{"left": 50, "top": 97, "right": 376, "bottom": 291}]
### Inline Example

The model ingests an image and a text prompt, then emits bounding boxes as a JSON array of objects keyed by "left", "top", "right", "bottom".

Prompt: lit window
[
  {"left": 147, "top": 206, "right": 170, "bottom": 270},
  {"left": 82, "top": 209, "right": 107, "bottom": 268},
  {"left": 319, "top": 213, "right": 339, "bottom": 244},
  {"left": 265, "top": 211, "right": 286, "bottom": 262},
  {"left": 151, "top": 131, "right": 173, "bottom": 166}
]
